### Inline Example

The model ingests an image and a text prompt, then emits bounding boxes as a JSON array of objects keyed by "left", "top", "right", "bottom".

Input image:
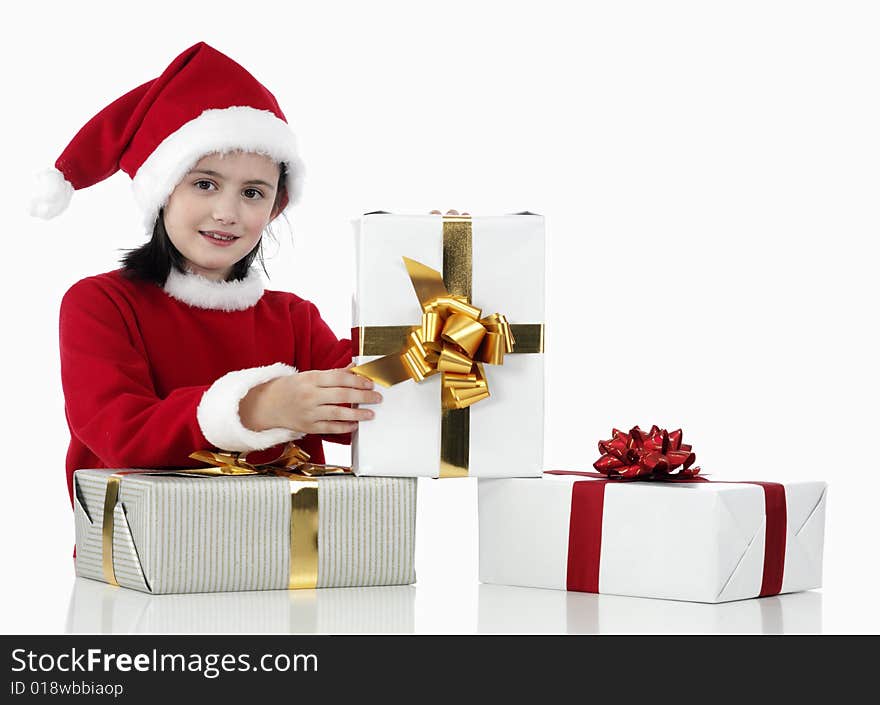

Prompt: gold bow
[
  {"left": 352, "top": 257, "right": 515, "bottom": 409},
  {"left": 188, "top": 443, "right": 351, "bottom": 478}
]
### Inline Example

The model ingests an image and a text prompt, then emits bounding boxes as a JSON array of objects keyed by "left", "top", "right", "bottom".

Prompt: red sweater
[{"left": 60, "top": 268, "right": 352, "bottom": 505}]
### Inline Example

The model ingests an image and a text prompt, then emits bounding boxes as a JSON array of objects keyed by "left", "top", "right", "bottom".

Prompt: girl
[{"left": 29, "top": 42, "right": 381, "bottom": 506}]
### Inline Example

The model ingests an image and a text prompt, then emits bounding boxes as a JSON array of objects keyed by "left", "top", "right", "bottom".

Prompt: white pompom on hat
[
  {"left": 29, "top": 168, "right": 74, "bottom": 219},
  {"left": 29, "top": 42, "right": 304, "bottom": 230}
]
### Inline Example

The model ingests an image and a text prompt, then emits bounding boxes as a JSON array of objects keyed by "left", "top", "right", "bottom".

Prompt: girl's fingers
[
  {"left": 318, "top": 387, "right": 382, "bottom": 406},
  {"left": 311, "top": 421, "right": 359, "bottom": 435},
  {"left": 316, "top": 405, "right": 374, "bottom": 422},
  {"left": 316, "top": 368, "right": 374, "bottom": 389}
]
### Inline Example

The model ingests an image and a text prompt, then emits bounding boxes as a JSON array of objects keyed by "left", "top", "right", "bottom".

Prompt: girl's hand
[{"left": 239, "top": 366, "right": 381, "bottom": 435}]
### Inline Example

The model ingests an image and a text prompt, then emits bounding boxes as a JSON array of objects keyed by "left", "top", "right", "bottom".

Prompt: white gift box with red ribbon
[{"left": 479, "top": 473, "right": 827, "bottom": 603}]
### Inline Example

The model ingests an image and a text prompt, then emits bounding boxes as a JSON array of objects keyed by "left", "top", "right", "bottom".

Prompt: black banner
[{"left": 2, "top": 634, "right": 872, "bottom": 699}]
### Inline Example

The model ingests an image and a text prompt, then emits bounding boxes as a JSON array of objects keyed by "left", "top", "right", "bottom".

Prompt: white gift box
[
  {"left": 479, "top": 473, "right": 827, "bottom": 603},
  {"left": 74, "top": 468, "right": 417, "bottom": 594},
  {"left": 352, "top": 212, "right": 545, "bottom": 478}
]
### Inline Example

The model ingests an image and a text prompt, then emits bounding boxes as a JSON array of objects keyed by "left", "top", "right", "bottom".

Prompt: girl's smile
[
  {"left": 163, "top": 151, "right": 281, "bottom": 280},
  {"left": 200, "top": 229, "right": 240, "bottom": 245}
]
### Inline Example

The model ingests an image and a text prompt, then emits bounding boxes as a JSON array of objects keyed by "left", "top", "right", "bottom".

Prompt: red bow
[{"left": 593, "top": 425, "right": 701, "bottom": 479}]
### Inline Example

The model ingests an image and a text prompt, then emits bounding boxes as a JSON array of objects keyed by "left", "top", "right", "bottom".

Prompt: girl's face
[{"left": 163, "top": 151, "right": 282, "bottom": 280}]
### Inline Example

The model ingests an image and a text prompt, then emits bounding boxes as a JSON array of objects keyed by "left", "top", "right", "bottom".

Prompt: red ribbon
[{"left": 545, "top": 470, "right": 787, "bottom": 598}]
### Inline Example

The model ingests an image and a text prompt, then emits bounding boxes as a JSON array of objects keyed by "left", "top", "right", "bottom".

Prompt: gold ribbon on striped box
[
  {"left": 100, "top": 444, "right": 350, "bottom": 591},
  {"left": 351, "top": 214, "right": 545, "bottom": 478}
]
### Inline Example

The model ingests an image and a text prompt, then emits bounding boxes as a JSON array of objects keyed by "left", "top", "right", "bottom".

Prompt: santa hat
[{"left": 29, "top": 42, "right": 304, "bottom": 229}]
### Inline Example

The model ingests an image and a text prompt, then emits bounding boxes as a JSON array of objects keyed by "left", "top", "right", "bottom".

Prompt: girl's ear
[{"left": 270, "top": 190, "right": 289, "bottom": 220}]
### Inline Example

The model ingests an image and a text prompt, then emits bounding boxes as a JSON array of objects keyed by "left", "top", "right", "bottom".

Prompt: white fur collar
[{"left": 163, "top": 267, "right": 265, "bottom": 311}]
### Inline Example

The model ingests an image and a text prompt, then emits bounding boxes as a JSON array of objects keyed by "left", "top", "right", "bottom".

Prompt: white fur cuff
[{"left": 196, "top": 362, "right": 305, "bottom": 452}]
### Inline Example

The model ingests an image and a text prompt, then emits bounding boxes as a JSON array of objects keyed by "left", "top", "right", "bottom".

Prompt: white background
[{"left": 1, "top": 1, "right": 877, "bottom": 633}]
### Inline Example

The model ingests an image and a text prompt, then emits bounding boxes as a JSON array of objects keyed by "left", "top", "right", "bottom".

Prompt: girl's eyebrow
[{"left": 189, "top": 169, "right": 276, "bottom": 189}]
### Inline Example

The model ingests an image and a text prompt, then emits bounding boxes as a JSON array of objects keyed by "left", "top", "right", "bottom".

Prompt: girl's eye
[
  {"left": 194, "top": 180, "right": 216, "bottom": 191},
  {"left": 243, "top": 188, "right": 264, "bottom": 200}
]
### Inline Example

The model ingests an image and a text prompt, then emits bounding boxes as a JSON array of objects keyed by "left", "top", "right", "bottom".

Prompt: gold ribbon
[
  {"left": 100, "top": 444, "right": 350, "bottom": 590},
  {"left": 187, "top": 444, "right": 350, "bottom": 478},
  {"left": 351, "top": 256, "right": 514, "bottom": 410},
  {"left": 351, "top": 214, "right": 544, "bottom": 477}
]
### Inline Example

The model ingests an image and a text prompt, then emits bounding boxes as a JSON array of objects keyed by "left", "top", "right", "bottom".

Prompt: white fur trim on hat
[
  {"left": 197, "top": 362, "right": 305, "bottom": 452},
  {"left": 164, "top": 266, "right": 265, "bottom": 311},
  {"left": 132, "top": 106, "right": 304, "bottom": 231},
  {"left": 29, "top": 168, "right": 74, "bottom": 219}
]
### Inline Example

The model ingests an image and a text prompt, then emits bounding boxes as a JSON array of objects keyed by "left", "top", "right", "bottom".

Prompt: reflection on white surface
[
  {"left": 64, "top": 578, "right": 823, "bottom": 634},
  {"left": 477, "top": 584, "right": 823, "bottom": 634},
  {"left": 66, "top": 578, "right": 415, "bottom": 634}
]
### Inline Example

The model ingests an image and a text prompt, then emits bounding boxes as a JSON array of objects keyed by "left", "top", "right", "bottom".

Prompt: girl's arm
[{"left": 238, "top": 301, "right": 378, "bottom": 444}]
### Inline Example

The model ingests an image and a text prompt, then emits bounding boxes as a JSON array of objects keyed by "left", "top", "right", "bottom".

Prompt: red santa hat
[{"left": 29, "top": 42, "right": 304, "bottom": 229}]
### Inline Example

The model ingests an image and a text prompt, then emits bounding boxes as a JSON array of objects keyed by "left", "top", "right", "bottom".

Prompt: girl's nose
[{"left": 212, "top": 194, "right": 239, "bottom": 224}]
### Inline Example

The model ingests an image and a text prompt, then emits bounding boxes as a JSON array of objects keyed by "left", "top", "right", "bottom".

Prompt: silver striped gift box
[{"left": 73, "top": 469, "right": 417, "bottom": 594}]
